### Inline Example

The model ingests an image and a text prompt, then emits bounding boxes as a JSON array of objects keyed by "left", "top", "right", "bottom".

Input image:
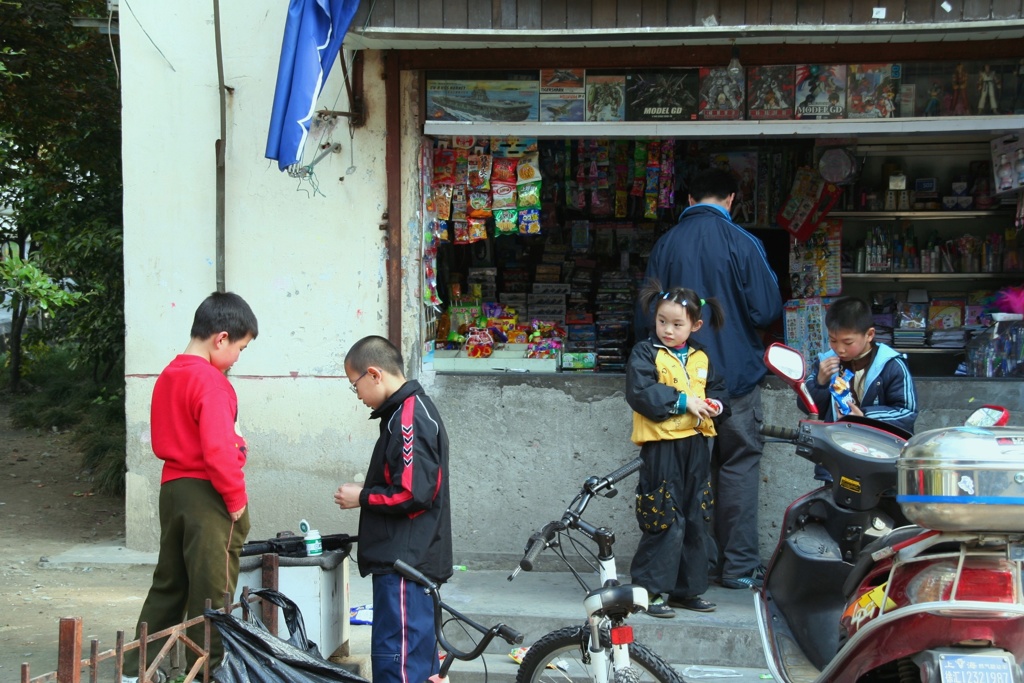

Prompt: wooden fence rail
[{"left": 18, "top": 591, "right": 267, "bottom": 683}]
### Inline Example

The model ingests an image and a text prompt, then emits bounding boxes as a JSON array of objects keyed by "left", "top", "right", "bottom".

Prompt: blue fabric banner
[{"left": 265, "top": 0, "right": 361, "bottom": 172}]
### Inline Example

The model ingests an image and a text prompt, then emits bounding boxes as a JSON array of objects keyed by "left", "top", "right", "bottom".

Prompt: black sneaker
[
  {"left": 645, "top": 595, "right": 676, "bottom": 618},
  {"left": 721, "top": 566, "right": 765, "bottom": 590},
  {"left": 668, "top": 596, "right": 717, "bottom": 612}
]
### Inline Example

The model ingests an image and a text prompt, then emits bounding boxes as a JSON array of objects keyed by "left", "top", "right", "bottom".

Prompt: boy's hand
[
  {"left": 230, "top": 505, "right": 246, "bottom": 522},
  {"left": 817, "top": 356, "right": 840, "bottom": 386},
  {"left": 334, "top": 483, "right": 363, "bottom": 510}
]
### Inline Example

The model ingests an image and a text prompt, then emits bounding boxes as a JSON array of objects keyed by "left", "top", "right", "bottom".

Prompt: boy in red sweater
[{"left": 123, "top": 291, "right": 258, "bottom": 683}]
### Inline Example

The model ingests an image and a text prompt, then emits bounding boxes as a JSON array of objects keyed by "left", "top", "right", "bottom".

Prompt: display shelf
[
  {"left": 892, "top": 347, "right": 965, "bottom": 354},
  {"left": 831, "top": 210, "right": 1015, "bottom": 220},
  {"left": 423, "top": 114, "right": 1024, "bottom": 140},
  {"left": 842, "top": 273, "right": 1024, "bottom": 282}
]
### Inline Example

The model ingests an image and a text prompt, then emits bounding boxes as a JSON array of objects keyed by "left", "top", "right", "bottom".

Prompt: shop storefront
[
  {"left": 361, "top": 31, "right": 1024, "bottom": 565},
  {"left": 397, "top": 56, "right": 1024, "bottom": 380}
]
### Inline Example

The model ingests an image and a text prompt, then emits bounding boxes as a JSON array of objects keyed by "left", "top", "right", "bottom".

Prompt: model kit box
[
  {"left": 624, "top": 70, "right": 698, "bottom": 121},
  {"left": 426, "top": 79, "right": 539, "bottom": 122},
  {"left": 794, "top": 65, "right": 846, "bottom": 119},
  {"left": 585, "top": 74, "right": 626, "bottom": 121},
  {"left": 747, "top": 65, "right": 795, "bottom": 120},
  {"left": 698, "top": 67, "right": 745, "bottom": 120},
  {"left": 561, "top": 352, "right": 597, "bottom": 370},
  {"left": 540, "top": 93, "right": 585, "bottom": 122},
  {"left": 846, "top": 64, "right": 901, "bottom": 118}
]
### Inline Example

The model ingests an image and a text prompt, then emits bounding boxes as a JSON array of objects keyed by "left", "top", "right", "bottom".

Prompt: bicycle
[
  {"left": 508, "top": 457, "right": 683, "bottom": 683},
  {"left": 394, "top": 559, "right": 525, "bottom": 682}
]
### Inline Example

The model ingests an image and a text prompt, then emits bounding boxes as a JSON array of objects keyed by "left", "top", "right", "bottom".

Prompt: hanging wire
[
  {"left": 121, "top": 0, "right": 176, "bottom": 72},
  {"left": 107, "top": 8, "right": 120, "bottom": 88}
]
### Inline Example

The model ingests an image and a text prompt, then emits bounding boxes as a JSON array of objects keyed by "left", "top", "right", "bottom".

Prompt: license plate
[{"left": 939, "top": 654, "right": 1015, "bottom": 683}]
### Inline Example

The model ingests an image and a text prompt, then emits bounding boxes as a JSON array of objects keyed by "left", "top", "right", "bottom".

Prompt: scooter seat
[{"left": 842, "top": 526, "right": 923, "bottom": 598}]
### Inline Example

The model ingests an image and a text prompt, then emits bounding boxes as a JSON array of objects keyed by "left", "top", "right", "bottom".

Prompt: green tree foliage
[{"left": 0, "top": 0, "right": 124, "bottom": 390}]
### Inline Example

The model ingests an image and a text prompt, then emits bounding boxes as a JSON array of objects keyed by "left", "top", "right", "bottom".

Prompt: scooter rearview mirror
[
  {"left": 763, "top": 343, "right": 819, "bottom": 419},
  {"left": 964, "top": 404, "right": 1010, "bottom": 427},
  {"left": 765, "top": 343, "right": 805, "bottom": 383}
]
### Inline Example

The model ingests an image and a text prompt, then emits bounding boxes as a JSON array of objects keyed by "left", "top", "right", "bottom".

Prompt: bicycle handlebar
[
  {"left": 760, "top": 424, "right": 800, "bottom": 441},
  {"left": 597, "top": 457, "right": 643, "bottom": 490},
  {"left": 393, "top": 560, "right": 523, "bottom": 675},
  {"left": 515, "top": 458, "right": 643, "bottom": 575},
  {"left": 519, "top": 522, "right": 561, "bottom": 572}
]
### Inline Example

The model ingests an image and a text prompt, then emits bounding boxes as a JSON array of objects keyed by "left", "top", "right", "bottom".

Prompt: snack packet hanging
[
  {"left": 517, "top": 181, "right": 542, "bottom": 209},
  {"left": 494, "top": 209, "right": 518, "bottom": 235},
  {"left": 517, "top": 152, "right": 541, "bottom": 184},
  {"left": 491, "top": 183, "right": 517, "bottom": 210},
  {"left": 469, "top": 153, "right": 493, "bottom": 190},
  {"left": 433, "top": 148, "right": 456, "bottom": 186},
  {"left": 453, "top": 220, "right": 470, "bottom": 244},
  {"left": 467, "top": 217, "right": 488, "bottom": 243},
  {"left": 468, "top": 191, "right": 492, "bottom": 218},
  {"left": 492, "top": 157, "right": 518, "bottom": 185},
  {"left": 434, "top": 185, "right": 453, "bottom": 221},
  {"left": 830, "top": 369, "right": 856, "bottom": 416},
  {"left": 519, "top": 208, "right": 541, "bottom": 234},
  {"left": 451, "top": 186, "right": 468, "bottom": 221},
  {"left": 454, "top": 149, "right": 469, "bottom": 186}
]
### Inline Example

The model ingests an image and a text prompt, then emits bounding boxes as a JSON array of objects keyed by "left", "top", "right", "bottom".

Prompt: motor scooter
[{"left": 755, "top": 342, "right": 1024, "bottom": 683}]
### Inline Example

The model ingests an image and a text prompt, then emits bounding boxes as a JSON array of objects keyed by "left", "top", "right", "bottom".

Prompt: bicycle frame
[{"left": 512, "top": 457, "right": 657, "bottom": 683}]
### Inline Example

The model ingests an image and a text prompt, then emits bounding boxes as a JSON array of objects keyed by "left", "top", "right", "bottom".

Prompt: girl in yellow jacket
[{"left": 626, "top": 281, "right": 729, "bottom": 618}]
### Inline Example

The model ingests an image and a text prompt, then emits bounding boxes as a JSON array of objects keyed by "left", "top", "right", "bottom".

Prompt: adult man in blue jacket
[{"left": 638, "top": 167, "right": 783, "bottom": 590}]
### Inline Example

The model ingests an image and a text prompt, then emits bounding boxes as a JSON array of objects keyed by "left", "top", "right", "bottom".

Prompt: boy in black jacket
[{"left": 334, "top": 336, "right": 452, "bottom": 683}]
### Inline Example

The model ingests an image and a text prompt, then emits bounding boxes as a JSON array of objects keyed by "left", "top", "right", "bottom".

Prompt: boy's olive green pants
[{"left": 123, "top": 478, "right": 249, "bottom": 677}]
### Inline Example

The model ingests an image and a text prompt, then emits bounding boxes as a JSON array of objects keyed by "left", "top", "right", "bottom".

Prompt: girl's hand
[
  {"left": 686, "top": 397, "right": 714, "bottom": 420},
  {"left": 704, "top": 398, "right": 724, "bottom": 417}
]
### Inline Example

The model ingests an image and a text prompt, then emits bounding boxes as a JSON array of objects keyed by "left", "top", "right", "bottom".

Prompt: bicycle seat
[{"left": 583, "top": 583, "right": 649, "bottom": 620}]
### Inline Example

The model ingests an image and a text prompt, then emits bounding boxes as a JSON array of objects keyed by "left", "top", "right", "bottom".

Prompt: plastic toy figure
[
  {"left": 1015, "top": 58, "right": 1024, "bottom": 113},
  {"left": 923, "top": 83, "right": 942, "bottom": 116},
  {"left": 977, "top": 64, "right": 1001, "bottom": 115},
  {"left": 951, "top": 62, "right": 970, "bottom": 116},
  {"left": 997, "top": 154, "right": 1014, "bottom": 191}
]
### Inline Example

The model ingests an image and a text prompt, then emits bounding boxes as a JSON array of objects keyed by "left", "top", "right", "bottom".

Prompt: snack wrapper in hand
[
  {"left": 704, "top": 398, "right": 724, "bottom": 416},
  {"left": 829, "top": 369, "right": 855, "bottom": 416}
]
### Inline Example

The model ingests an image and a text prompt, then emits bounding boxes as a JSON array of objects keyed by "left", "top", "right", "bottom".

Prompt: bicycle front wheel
[{"left": 515, "top": 625, "right": 681, "bottom": 683}]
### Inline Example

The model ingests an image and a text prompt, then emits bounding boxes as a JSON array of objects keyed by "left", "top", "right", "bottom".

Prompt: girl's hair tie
[{"left": 699, "top": 298, "right": 706, "bottom": 307}]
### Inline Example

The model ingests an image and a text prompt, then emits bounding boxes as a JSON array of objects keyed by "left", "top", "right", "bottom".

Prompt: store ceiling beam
[
  {"left": 384, "top": 35, "right": 1024, "bottom": 71},
  {"left": 347, "top": 21, "right": 1024, "bottom": 58}
]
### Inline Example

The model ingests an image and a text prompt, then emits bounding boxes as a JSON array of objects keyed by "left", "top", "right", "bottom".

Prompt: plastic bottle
[{"left": 299, "top": 519, "right": 323, "bottom": 556}]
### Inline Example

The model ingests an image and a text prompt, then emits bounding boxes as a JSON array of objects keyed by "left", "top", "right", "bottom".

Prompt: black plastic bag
[{"left": 206, "top": 588, "right": 367, "bottom": 683}]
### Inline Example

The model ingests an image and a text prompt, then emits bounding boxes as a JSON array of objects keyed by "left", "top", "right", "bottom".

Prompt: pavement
[{"left": 47, "top": 542, "right": 771, "bottom": 683}]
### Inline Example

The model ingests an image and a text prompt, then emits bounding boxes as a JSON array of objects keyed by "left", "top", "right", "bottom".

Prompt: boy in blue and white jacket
[{"left": 801, "top": 297, "right": 918, "bottom": 480}]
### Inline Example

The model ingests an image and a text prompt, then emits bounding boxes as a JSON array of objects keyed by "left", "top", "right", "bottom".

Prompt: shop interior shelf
[
  {"left": 892, "top": 347, "right": 966, "bottom": 354},
  {"left": 830, "top": 210, "right": 1015, "bottom": 219},
  {"left": 842, "top": 273, "right": 1024, "bottom": 282},
  {"left": 423, "top": 114, "right": 1024, "bottom": 140}
]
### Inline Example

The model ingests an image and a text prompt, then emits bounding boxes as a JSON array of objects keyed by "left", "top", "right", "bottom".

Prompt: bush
[{"left": 1, "top": 343, "right": 126, "bottom": 496}]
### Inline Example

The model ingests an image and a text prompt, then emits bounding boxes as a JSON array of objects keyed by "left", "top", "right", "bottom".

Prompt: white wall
[{"left": 121, "top": 1, "right": 399, "bottom": 550}]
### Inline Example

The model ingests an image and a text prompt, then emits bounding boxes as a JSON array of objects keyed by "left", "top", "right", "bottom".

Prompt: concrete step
[{"left": 345, "top": 569, "right": 769, "bottom": 676}]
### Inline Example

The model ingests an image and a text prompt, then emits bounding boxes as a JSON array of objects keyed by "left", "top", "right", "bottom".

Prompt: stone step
[{"left": 344, "top": 569, "right": 768, "bottom": 676}]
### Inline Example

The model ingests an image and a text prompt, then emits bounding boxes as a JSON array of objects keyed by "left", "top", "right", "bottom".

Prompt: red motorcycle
[{"left": 756, "top": 342, "right": 1024, "bottom": 683}]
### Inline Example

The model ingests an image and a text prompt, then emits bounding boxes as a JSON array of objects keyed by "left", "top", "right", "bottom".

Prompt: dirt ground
[{"left": 0, "top": 400, "right": 153, "bottom": 680}]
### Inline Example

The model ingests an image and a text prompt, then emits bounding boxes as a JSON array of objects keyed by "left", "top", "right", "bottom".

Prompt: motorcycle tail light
[
  {"left": 610, "top": 625, "right": 633, "bottom": 645},
  {"left": 905, "top": 559, "right": 1017, "bottom": 607}
]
